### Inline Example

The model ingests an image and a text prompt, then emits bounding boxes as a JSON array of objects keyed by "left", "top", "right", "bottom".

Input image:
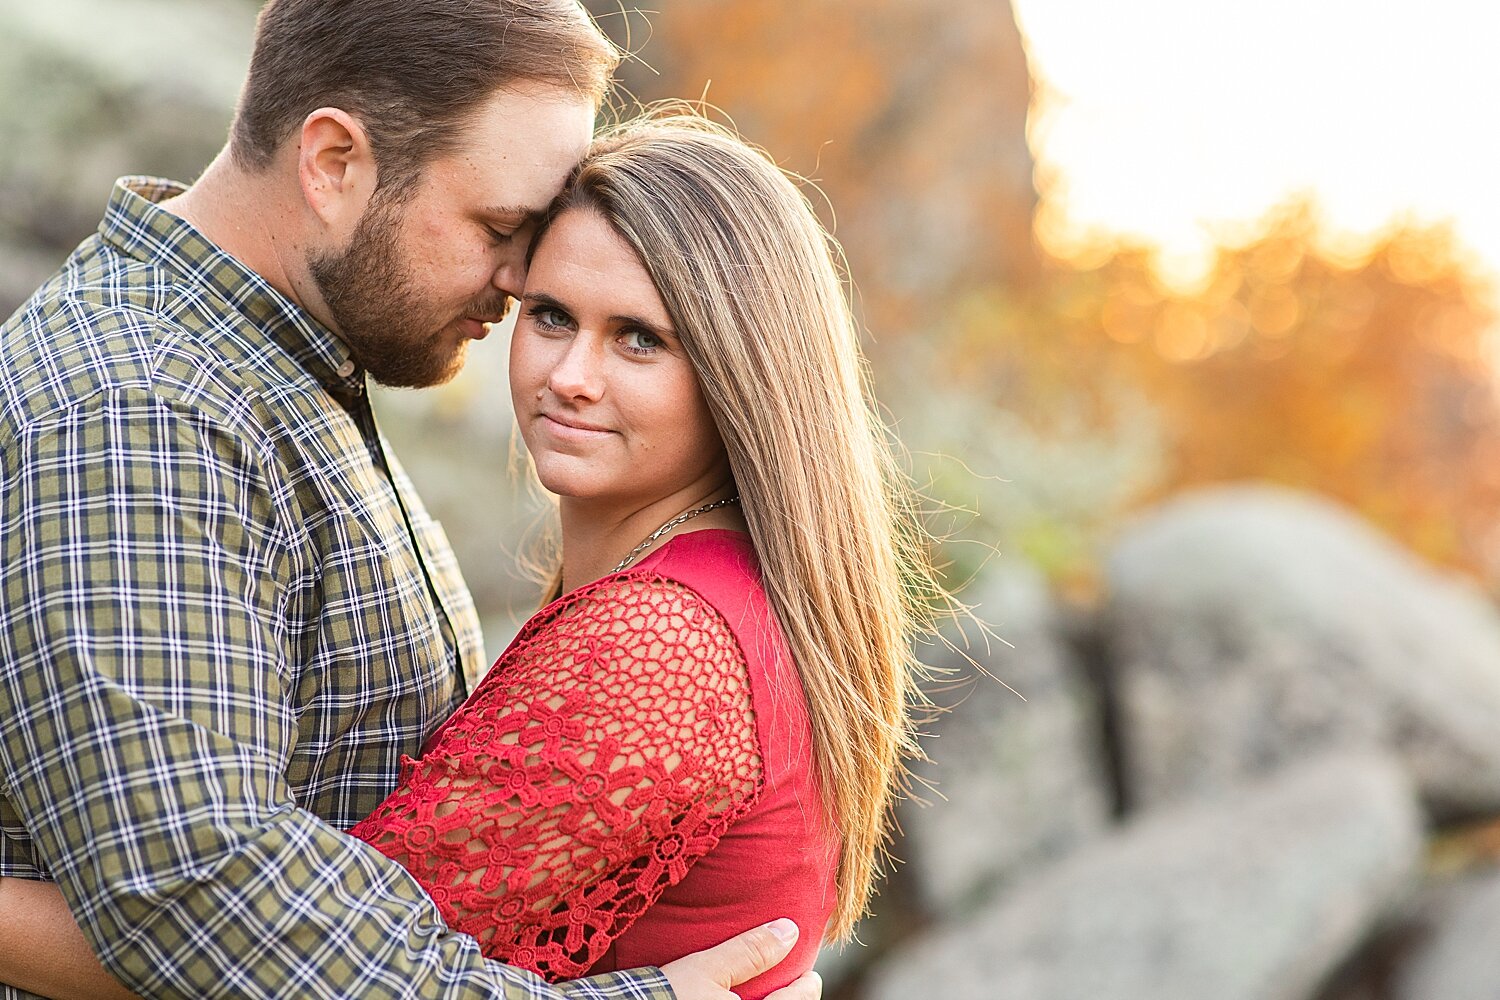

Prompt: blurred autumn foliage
[
  {"left": 1048, "top": 208, "right": 1500, "bottom": 581},
  {"left": 601, "top": 1, "right": 1500, "bottom": 591}
]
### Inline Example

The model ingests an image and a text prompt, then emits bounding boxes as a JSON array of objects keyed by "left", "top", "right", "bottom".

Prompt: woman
[{"left": 0, "top": 112, "right": 945, "bottom": 999}]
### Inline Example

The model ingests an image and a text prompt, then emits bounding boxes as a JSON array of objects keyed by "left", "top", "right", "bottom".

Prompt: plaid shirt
[{"left": 0, "top": 178, "right": 673, "bottom": 1000}]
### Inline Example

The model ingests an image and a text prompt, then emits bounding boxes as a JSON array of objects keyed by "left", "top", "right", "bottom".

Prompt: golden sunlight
[{"left": 1014, "top": 0, "right": 1500, "bottom": 290}]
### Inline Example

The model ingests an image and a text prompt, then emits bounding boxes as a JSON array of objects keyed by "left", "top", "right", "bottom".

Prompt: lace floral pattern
[{"left": 350, "top": 573, "right": 763, "bottom": 979}]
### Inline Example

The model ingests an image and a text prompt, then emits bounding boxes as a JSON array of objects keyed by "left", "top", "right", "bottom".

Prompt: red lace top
[{"left": 349, "top": 529, "right": 835, "bottom": 998}]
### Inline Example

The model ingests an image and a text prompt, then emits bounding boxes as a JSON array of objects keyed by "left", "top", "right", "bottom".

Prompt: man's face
[{"left": 309, "top": 83, "right": 595, "bottom": 388}]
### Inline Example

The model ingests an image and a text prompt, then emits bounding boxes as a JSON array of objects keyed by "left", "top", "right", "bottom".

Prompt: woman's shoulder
[
  {"left": 515, "top": 529, "right": 781, "bottom": 689},
  {"left": 629, "top": 531, "right": 801, "bottom": 710},
  {"left": 641, "top": 526, "right": 757, "bottom": 570},
  {"left": 630, "top": 528, "right": 765, "bottom": 618},
  {"left": 533, "top": 532, "right": 762, "bottom": 659}
]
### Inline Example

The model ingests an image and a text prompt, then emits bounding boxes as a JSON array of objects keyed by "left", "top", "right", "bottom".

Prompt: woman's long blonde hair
[{"left": 528, "top": 111, "right": 948, "bottom": 939}]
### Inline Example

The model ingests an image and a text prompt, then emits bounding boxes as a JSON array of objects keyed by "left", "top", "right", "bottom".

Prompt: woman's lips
[{"left": 540, "top": 412, "right": 613, "bottom": 439}]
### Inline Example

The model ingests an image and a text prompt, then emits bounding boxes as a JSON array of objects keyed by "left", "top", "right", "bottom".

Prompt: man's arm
[
  {"left": 0, "top": 877, "right": 137, "bottom": 1000},
  {"left": 0, "top": 391, "right": 654, "bottom": 999},
  {"left": 0, "top": 391, "right": 820, "bottom": 1000},
  {"left": 0, "top": 880, "right": 819, "bottom": 1000}
]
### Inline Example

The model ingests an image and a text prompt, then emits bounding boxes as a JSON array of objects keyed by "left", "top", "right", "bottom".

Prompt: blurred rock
[
  {"left": 865, "top": 750, "right": 1423, "bottom": 1000},
  {"left": 1310, "top": 914, "right": 1425, "bottom": 1000},
  {"left": 0, "top": 0, "right": 251, "bottom": 316},
  {"left": 1391, "top": 868, "right": 1500, "bottom": 1000},
  {"left": 1104, "top": 484, "right": 1500, "bottom": 820},
  {"left": 0, "top": 238, "right": 71, "bottom": 325},
  {"left": 896, "top": 560, "right": 1110, "bottom": 916}
]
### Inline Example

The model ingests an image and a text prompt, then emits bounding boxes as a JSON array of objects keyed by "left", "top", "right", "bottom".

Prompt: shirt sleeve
[
  {"left": 0, "top": 388, "right": 672, "bottom": 1000},
  {"left": 349, "top": 573, "right": 765, "bottom": 981}
]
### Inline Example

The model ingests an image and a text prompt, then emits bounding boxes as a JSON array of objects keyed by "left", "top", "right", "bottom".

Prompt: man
[{"left": 0, "top": 1, "right": 821, "bottom": 997}]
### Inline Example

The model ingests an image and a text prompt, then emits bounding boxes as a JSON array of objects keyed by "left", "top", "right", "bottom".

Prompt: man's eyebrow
[{"left": 483, "top": 205, "right": 537, "bottom": 223}]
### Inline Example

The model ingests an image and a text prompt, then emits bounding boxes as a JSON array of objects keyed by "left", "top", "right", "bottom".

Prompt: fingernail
[{"left": 766, "top": 918, "right": 799, "bottom": 944}]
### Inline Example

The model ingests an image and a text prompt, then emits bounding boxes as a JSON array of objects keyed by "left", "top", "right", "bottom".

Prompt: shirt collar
[{"left": 97, "top": 176, "right": 365, "bottom": 396}]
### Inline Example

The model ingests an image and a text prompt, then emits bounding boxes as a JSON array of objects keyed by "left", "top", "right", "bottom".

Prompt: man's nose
[{"left": 492, "top": 248, "right": 527, "bottom": 299}]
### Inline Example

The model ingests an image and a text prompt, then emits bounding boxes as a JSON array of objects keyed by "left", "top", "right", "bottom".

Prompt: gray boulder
[
  {"left": 0, "top": 0, "right": 252, "bottom": 316},
  {"left": 896, "top": 559, "right": 1110, "bottom": 915},
  {"left": 866, "top": 750, "right": 1424, "bottom": 1000},
  {"left": 1392, "top": 868, "right": 1500, "bottom": 1000},
  {"left": 1104, "top": 484, "right": 1500, "bottom": 819}
]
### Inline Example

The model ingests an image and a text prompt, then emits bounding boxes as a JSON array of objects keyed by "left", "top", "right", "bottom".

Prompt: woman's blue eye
[
  {"left": 527, "top": 305, "right": 570, "bottom": 329},
  {"left": 623, "top": 329, "right": 662, "bottom": 354}
]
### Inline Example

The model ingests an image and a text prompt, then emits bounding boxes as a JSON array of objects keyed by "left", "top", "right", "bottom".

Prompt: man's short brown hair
[{"left": 230, "top": 0, "right": 618, "bottom": 193}]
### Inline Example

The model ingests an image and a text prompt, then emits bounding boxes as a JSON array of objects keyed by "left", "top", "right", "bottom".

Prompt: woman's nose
[{"left": 547, "top": 335, "right": 605, "bottom": 401}]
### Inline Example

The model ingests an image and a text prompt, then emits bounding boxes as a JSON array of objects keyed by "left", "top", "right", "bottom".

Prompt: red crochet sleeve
[{"left": 349, "top": 573, "right": 763, "bottom": 980}]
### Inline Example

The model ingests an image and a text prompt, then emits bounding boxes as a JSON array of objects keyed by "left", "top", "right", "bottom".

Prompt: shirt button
[{"left": 335, "top": 359, "right": 357, "bottom": 378}]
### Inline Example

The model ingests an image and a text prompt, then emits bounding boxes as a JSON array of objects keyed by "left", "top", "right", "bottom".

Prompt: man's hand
[{"left": 660, "top": 918, "right": 822, "bottom": 1000}]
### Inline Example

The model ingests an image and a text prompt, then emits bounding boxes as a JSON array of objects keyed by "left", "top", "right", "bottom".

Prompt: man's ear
[{"left": 297, "top": 107, "right": 377, "bottom": 229}]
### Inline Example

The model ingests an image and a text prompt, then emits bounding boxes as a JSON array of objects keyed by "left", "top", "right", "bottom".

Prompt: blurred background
[{"left": 8, "top": 1, "right": 1500, "bottom": 997}]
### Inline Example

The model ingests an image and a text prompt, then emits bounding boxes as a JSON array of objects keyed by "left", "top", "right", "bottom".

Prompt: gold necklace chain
[{"left": 611, "top": 496, "right": 741, "bottom": 573}]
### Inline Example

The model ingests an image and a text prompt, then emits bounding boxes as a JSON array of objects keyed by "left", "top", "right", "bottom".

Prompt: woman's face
[{"left": 509, "top": 207, "right": 729, "bottom": 507}]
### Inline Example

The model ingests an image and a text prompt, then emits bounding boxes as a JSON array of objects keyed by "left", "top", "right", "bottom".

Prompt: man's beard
[{"left": 308, "top": 196, "right": 507, "bottom": 389}]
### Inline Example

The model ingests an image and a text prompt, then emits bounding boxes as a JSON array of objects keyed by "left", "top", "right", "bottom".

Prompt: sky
[{"left": 1010, "top": 0, "right": 1500, "bottom": 290}]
